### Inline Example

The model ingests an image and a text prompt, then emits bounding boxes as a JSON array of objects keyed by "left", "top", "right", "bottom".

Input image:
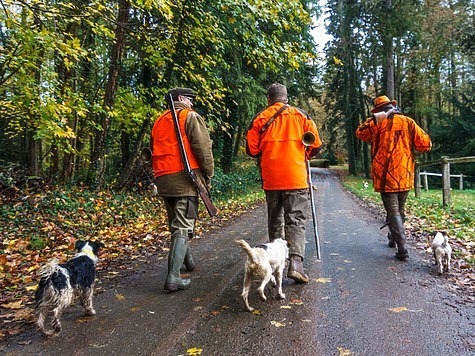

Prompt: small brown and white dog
[
  {"left": 236, "top": 238, "right": 289, "bottom": 312},
  {"left": 35, "top": 240, "right": 104, "bottom": 336},
  {"left": 431, "top": 231, "right": 452, "bottom": 274}
]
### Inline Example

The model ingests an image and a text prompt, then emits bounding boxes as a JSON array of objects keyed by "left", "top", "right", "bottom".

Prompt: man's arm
[{"left": 185, "top": 111, "right": 214, "bottom": 179}]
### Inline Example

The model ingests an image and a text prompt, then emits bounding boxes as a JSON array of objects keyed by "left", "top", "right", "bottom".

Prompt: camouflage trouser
[
  {"left": 163, "top": 196, "right": 199, "bottom": 239},
  {"left": 265, "top": 189, "right": 309, "bottom": 259},
  {"left": 380, "top": 191, "right": 409, "bottom": 244}
]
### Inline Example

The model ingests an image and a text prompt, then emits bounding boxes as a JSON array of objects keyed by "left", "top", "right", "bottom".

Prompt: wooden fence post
[
  {"left": 441, "top": 156, "right": 451, "bottom": 206},
  {"left": 415, "top": 162, "right": 421, "bottom": 197}
]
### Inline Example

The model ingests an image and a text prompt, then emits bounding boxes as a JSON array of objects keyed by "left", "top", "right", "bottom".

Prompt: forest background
[{"left": 0, "top": 0, "right": 474, "bottom": 338}]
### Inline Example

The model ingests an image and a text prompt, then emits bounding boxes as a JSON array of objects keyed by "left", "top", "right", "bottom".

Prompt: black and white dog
[{"left": 35, "top": 240, "right": 104, "bottom": 336}]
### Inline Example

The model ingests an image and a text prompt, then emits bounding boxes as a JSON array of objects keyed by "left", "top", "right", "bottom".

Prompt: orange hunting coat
[{"left": 355, "top": 113, "right": 432, "bottom": 192}]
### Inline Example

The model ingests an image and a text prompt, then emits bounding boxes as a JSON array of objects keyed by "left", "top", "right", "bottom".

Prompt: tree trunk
[{"left": 90, "top": 0, "right": 130, "bottom": 187}]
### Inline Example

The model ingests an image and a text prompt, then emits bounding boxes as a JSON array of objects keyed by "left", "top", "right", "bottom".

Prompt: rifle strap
[{"left": 260, "top": 104, "right": 289, "bottom": 134}]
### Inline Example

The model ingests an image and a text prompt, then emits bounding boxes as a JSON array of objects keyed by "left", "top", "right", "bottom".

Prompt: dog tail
[
  {"left": 236, "top": 239, "right": 257, "bottom": 262},
  {"left": 441, "top": 234, "right": 449, "bottom": 248},
  {"left": 37, "top": 258, "right": 60, "bottom": 279}
]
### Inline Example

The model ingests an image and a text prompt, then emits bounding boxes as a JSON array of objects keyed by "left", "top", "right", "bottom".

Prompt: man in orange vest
[
  {"left": 150, "top": 87, "right": 214, "bottom": 292},
  {"left": 356, "top": 95, "right": 432, "bottom": 260},
  {"left": 246, "top": 83, "right": 323, "bottom": 283}
]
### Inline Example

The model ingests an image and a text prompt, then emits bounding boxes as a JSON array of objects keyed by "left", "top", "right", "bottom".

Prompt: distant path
[{"left": 1, "top": 169, "right": 473, "bottom": 355}]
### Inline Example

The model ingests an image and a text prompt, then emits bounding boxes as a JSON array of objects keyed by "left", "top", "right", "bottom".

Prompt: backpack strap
[{"left": 260, "top": 104, "right": 289, "bottom": 133}]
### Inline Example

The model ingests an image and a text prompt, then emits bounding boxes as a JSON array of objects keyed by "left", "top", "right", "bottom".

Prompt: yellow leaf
[
  {"left": 270, "top": 320, "right": 286, "bottom": 327},
  {"left": 25, "top": 285, "right": 37, "bottom": 291},
  {"left": 115, "top": 293, "right": 125, "bottom": 301},
  {"left": 338, "top": 347, "right": 352, "bottom": 355},
  {"left": 333, "top": 56, "right": 344, "bottom": 66},
  {"left": 187, "top": 347, "right": 203, "bottom": 355},
  {"left": 388, "top": 306, "right": 407, "bottom": 313},
  {"left": 280, "top": 305, "right": 292, "bottom": 309},
  {"left": 1, "top": 301, "right": 23, "bottom": 309},
  {"left": 315, "top": 277, "right": 332, "bottom": 283},
  {"left": 252, "top": 309, "right": 262, "bottom": 315}
]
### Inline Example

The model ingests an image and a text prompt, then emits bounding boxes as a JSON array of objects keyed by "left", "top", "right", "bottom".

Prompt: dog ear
[
  {"left": 91, "top": 241, "right": 105, "bottom": 255},
  {"left": 75, "top": 240, "right": 87, "bottom": 252}
]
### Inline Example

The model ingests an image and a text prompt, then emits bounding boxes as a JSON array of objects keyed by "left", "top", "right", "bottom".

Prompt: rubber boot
[
  {"left": 183, "top": 245, "right": 196, "bottom": 272},
  {"left": 164, "top": 236, "right": 191, "bottom": 293},
  {"left": 287, "top": 254, "right": 309, "bottom": 284},
  {"left": 388, "top": 216, "right": 408, "bottom": 261},
  {"left": 387, "top": 232, "right": 396, "bottom": 248}
]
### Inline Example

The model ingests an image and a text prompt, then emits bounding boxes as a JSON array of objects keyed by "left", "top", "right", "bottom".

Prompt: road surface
[{"left": 1, "top": 169, "right": 473, "bottom": 355}]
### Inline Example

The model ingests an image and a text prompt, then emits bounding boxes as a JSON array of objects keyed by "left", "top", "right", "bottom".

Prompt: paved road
[{"left": 1, "top": 169, "right": 473, "bottom": 355}]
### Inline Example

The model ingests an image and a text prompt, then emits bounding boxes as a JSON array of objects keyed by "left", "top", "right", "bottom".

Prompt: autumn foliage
[{"left": 0, "top": 183, "right": 261, "bottom": 338}]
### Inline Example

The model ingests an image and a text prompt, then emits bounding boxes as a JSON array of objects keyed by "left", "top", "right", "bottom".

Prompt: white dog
[
  {"left": 236, "top": 238, "right": 289, "bottom": 312},
  {"left": 431, "top": 232, "right": 452, "bottom": 274}
]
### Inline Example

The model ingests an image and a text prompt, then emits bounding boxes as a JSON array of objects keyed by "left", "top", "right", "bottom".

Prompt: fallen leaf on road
[
  {"left": 252, "top": 309, "right": 262, "bottom": 315},
  {"left": 187, "top": 347, "right": 203, "bottom": 355},
  {"left": 315, "top": 277, "right": 331, "bottom": 283},
  {"left": 271, "top": 320, "right": 286, "bottom": 327},
  {"left": 290, "top": 299, "right": 303, "bottom": 305},
  {"left": 280, "top": 305, "right": 292, "bottom": 309},
  {"left": 388, "top": 306, "right": 407, "bottom": 313},
  {"left": 115, "top": 293, "right": 125, "bottom": 301},
  {"left": 338, "top": 346, "right": 352, "bottom": 355}
]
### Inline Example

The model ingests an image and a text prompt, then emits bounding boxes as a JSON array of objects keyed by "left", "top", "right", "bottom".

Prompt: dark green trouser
[{"left": 265, "top": 189, "right": 309, "bottom": 258}]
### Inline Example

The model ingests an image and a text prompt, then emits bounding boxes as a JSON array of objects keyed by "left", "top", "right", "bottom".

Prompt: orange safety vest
[
  {"left": 246, "top": 103, "right": 323, "bottom": 190},
  {"left": 151, "top": 109, "right": 200, "bottom": 177}
]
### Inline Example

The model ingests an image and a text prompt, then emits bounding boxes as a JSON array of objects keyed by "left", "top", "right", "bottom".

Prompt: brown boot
[
  {"left": 287, "top": 255, "right": 309, "bottom": 284},
  {"left": 388, "top": 216, "right": 409, "bottom": 261},
  {"left": 387, "top": 232, "right": 396, "bottom": 248}
]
